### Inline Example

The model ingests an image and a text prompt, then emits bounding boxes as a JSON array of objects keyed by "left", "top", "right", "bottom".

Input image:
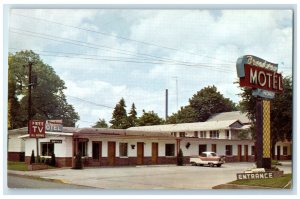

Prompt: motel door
[
  {"left": 238, "top": 145, "right": 242, "bottom": 161},
  {"left": 92, "top": 141, "right": 102, "bottom": 165},
  {"left": 244, "top": 145, "right": 248, "bottom": 162},
  {"left": 108, "top": 142, "right": 116, "bottom": 166},
  {"left": 277, "top": 146, "right": 281, "bottom": 160},
  {"left": 211, "top": 144, "right": 217, "bottom": 153},
  {"left": 137, "top": 142, "right": 144, "bottom": 165},
  {"left": 152, "top": 143, "right": 158, "bottom": 164}
]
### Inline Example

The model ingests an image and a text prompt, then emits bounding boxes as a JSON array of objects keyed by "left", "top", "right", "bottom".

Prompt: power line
[
  {"left": 10, "top": 27, "right": 234, "bottom": 71},
  {"left": 9, "top": 47, "right": 233, "bottom": 67},
  {"left": 8, "top": 39, "right": 234, "bottom": 73},
  {"left": 12, "top": 12, "right": 236, "bottom": 64},
  {"left": 66, "top": 95, "right": 114, "bottom": 109}
]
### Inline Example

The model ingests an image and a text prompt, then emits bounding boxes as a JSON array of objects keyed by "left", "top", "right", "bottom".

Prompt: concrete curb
[
  {"left": 8, "top": 172, "right": 67, "bottom": 184},
  {"left": 212, "top": 183, "right": 274, "bottom": 189}
]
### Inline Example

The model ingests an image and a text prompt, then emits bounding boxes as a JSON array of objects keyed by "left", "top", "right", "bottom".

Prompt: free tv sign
[
  {"left": 236, "top": 55, "right": 283, "bottom": 99},
  {"left": 29, "top": 120, "right": 46, "bottom": 138}
]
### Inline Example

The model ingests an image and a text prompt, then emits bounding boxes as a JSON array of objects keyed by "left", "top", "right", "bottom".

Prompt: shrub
[
  {"left": 50, "top": 153, "right": 56, "bottom": 167},
  {"left": 36, "top": 155, "right": 41, "bottom": 163},
  {"left": 72, "top": 152, "right": 83, "bottom": 169},
  {"left": 45, "top": 158, "right": 50, "bottom": 165},
  {"left": 177, "top": 148, "right": 184, "bottom": 166},
  {"left": 30, "top": 150, "right": 35, "bottom": 164}
]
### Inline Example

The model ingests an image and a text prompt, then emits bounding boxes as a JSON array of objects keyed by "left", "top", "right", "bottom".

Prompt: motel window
[
  {"left": 78, "top": 141, "right": 88, "bottom": 156},
  {"left": 283, "top": 146, "right": 288, "bottom": 156},
  {"left": 165, "top": 144, "right": 175, "bottom": 156},
  {"left": 251, "top": 146, "right": 255, "bottom": 155},
  {"left": 119, "top": 143, "right": 128, "bottom": 157},
  {"left": 179, "top": 132, "right": 186, "bottom": 137},
  {"left": 171, "top": 132, "right": 177, "bottom": 137},
  {"left": 200, "top": 131, "right": 206, "bottom": 138},
  {"left": 226, "top": 130, "right": 230, "bottom": 139},
  {"left": 41, "top": 142, "right": 54, "bottom": 156},
  {"left": 194, "top": 131, "right": 198, "bottom": 138},
  {"left": 225, "top": 145, "right": 233, "bottom": 156},
  {"left": 209, "top": 130, "right": 219, "bottom": 138},
  {"left": 199, "top": 144, "right": 207, "bottom": 155}
]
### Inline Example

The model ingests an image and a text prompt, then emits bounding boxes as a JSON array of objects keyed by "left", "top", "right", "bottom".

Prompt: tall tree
[
  {"left": 93, "top": 118, "right": 109, "bottom": 128},
  {"left": 167, "top": 85, "right": 236, "bottom": 124},
  {"left": 110, "top": 98, "right": 129, "bottom": 129},
  {"left": 189, "top": 85, "right": 237, "bottom": 121},
  {"left": 128, "top": 103, "right": 138, "bottom": 127},
  {"left": 138, "top": 110, "right": 164, "bottom": 126},
  {"left": 238, "top": 76, "right": 292, "bottom": 158},
  {"left": 8, "top": 50, "right": 79, "bottom": 127}
]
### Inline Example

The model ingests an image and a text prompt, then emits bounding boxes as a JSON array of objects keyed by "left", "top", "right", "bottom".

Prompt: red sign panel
[
  {"left": 29, "top": 120, "right": 46, "bottom": 138},
  {"left": 239, "top": 64, "right": 283, "bottom": 93}
]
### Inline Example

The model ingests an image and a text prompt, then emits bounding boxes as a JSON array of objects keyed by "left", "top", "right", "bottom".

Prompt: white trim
[{"left": 18, "top": 131, "right": 73, "bottom": 138}]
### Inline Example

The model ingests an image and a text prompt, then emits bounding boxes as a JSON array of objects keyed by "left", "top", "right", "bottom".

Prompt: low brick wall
[
  {"left": 25, "top": 156, "right": 72, "bottom": 167},
  {"left": 275, "top": 155, "right": 292, "bottom": 161},
  {"left": 28, "top": 163, "right": 48, "bottom": 171},
  {"left": 225, "top": 156, "right": 255, "bottom": 163},
  {"left": 8, "top": 152, "right": 25, "bottom": 162},
  {"left": 26, "top": 155, "right": 256, "bottom": 167}
]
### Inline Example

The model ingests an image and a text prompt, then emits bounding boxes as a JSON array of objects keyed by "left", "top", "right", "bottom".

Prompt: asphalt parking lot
[{"left": 8, "top": 162, "right": 292, "bottom": 189}]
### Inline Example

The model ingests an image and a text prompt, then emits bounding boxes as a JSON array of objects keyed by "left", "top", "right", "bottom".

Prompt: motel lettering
[{"left": 237, "top": 172, "right": 273, "bottom": 180}]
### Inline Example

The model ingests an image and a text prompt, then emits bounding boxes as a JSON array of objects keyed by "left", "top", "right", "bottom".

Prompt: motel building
[{"left": 8, "top": 111, "right": 292, "bottom": 167}]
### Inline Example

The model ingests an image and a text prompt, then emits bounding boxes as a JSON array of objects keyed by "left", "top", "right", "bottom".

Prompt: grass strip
[{"left": 228, "top": 174, "right": 292, "bottom": 189}]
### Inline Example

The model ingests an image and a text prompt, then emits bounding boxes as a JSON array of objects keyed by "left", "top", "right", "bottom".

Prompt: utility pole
[
  {"left": 165, "top": 89, "right": 168, "bottom": 120},
  {"left": 172, "top": 76, "right": 178, "bottom": 110},
  {"left": 27, "top": 60, "right": 39, "bottom": 160}
]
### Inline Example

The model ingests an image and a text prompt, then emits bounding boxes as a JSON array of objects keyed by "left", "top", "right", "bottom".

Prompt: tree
[
  {"left": 8, "top": 50, "right": 79, "bottom": 128},
  {"left": 110, "top": 98, "right": 129, "bottom": 129},
  {"left": 30, "top": 150, "right": 35, "bottom": 164},
  {"left": 167, "top": 106, "right": 197, "bottom": 124},
  {"left": 167, "top": 85, "right": 236, "bottom": 124},
  {"left": 189, "top": 85, "right": 237, "bottom": 122},
  {"left": 177, "top": 148, "right": 184, "bottom": 166},
  {"left": 138, "top": 110, "right": 164, "bottom": 126},
  {"left": 128, "top": 103, "right": 138, "bottom": 127},
  {"left": 93, "top": 118, "right": 108, "bottom": 128},
  {"left": 238, "top": 76, "right": 292, "bottom": 158}
]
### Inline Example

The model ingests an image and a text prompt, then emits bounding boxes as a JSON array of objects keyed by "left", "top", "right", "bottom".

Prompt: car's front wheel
[{"left": 216, "top": 164, "right": 222, "bottom": 167}]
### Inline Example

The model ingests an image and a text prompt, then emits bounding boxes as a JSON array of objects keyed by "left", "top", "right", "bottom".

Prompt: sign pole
[
  {"left": 255, "top": 99, "right": 263, "bottom": 168},
  {"left": 262, "top": 100, "right": 271, "bottom": 169}
]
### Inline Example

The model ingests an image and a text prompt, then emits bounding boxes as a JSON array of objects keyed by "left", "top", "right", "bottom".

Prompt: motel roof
[
  {"left": 127, "top": 120, "right": 244, "bottom": 133},
  {"left": 207, "top": 111, "right": 251, "bottom": 124}
]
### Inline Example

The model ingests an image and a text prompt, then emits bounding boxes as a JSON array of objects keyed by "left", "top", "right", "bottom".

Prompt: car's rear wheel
[{"left": 191, "top": 162, "right": 196, "bottom": 166}]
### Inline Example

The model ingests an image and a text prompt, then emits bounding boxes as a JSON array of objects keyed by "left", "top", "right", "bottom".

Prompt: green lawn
[
  {"left": 8, "top": 161, "right": 57, "bottom": 171},
  {"left": 229, "top": 174, "right": 292, "bottom": 189},
  {"left": 8, "top": 161, "right": 29, "bottom": 171}
]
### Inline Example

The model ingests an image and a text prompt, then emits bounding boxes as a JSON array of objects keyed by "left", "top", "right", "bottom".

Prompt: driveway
[{"left": 7, "top": 162, "right": 292, "bottom": 189}]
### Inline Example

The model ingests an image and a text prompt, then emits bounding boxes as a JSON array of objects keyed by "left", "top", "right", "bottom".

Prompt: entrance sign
[
  {"left": 236, "top": 55, "right": 283, "bottom": 169},
  {"left": 46, "top": 120, "right": 63, "bottom": 132},
  {"left": 236, "top": 172, "right": 273, "bottom": 180},
  {"left": 29, "top": 120, "right": 45, "bottom": 138}
]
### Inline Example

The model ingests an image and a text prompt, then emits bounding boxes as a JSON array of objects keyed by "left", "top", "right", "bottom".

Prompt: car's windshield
[{"left": 210, "top": 153, "right": 217, "bottom": 156}]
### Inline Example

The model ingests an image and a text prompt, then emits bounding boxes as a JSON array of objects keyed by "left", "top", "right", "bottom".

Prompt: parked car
[{"left": 190, "top": 151, "right": 225, "bottom": 167}]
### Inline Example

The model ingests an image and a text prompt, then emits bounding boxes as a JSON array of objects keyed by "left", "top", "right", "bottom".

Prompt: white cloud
[{"left": 8, "top": 9, "right": 293, "bottom": 127}]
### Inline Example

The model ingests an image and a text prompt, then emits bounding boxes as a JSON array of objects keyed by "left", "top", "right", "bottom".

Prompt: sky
[{"left": 8, "top": 9, "right": 293, "bottom": 128}]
